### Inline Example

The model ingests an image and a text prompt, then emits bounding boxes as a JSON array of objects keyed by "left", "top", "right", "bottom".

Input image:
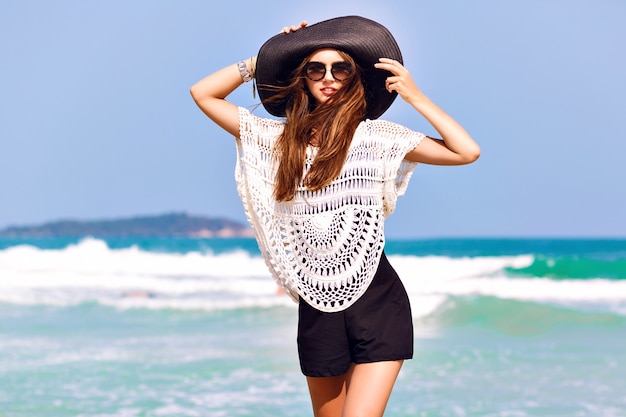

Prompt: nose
[{"left": 322, "top": 65, "right": 334, "bottom": 82}]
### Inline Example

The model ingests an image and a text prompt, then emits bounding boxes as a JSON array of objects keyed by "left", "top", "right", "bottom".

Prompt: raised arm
[
  {"left": 190, "top": 57, "right": 256, "bottom": 138},
  {"left": 375, "top": 58, "right": 480, "bottom": 165},
  {"left": 190, "top": 22, "right": 307, "bottom": 138}
]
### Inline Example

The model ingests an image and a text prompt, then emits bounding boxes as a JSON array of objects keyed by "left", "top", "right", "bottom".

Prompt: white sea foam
[
  {"left": 1, "top": 238, "right": 624, "bottom": 316},
  {"left": 391, "top": 255, "right": 626, "bottom": 300}
]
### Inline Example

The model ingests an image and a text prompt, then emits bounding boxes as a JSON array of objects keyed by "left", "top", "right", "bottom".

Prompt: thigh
[
  {"left": 306, "top": 361, "right": 404, "bottom": 417},
  {"left": 306, "top": 374, "right": 347, "bottom": 417},
  {"left": 343, "top": 360, "right": 404, "bottom": 417}
]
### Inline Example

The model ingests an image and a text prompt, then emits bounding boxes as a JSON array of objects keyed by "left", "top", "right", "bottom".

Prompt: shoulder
[
  {"left": 356, "top": 119, "right": 426, "bottom": 146},
  {"left": 239, "top": 107, "right": 285, "bottom": 136},
  {"left": 359, "top": 119, "right": 422, "bottom": 138}
]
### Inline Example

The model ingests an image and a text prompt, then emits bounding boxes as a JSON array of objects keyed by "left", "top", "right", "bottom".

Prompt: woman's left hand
[
  {"left": 374, "top": 58, "right": 422, "bottom": 104},
  {"left": 376, "top": 58, "right": 481, "bottom": 166}
]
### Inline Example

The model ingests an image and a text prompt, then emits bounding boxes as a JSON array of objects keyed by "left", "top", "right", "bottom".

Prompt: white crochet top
[{"left": 235, "top": 107, "right": 424, "bottom": 312}]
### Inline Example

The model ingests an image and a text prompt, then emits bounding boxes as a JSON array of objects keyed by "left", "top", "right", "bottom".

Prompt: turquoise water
[{"left": 1, "top": 237, "right": 625, "bottom": 416}]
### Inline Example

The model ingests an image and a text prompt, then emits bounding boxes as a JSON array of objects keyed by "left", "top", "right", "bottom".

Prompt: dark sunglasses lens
[
  {"left": 305, "top": 63, "right": 326, "bottom": 81},
  {"left": 331, "top": 62, "right": 352, "bottom": 81}
]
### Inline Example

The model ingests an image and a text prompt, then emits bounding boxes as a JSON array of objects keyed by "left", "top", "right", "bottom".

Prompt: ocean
[{"left": 1, "top": 236, "right": 625, "bottom": 416}]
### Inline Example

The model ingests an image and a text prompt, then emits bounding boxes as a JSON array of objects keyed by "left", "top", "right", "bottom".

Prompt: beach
[{"left": 1, "top": 236, "right": 625, "bottom": 416}]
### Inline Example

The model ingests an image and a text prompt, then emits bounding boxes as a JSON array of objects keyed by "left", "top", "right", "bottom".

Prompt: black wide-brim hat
[{"left": 255, "top": 15, "right": 403, "bottom": 120}]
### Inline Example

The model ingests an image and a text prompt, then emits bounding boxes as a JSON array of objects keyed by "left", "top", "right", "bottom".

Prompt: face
[{"left": 304, "top": 49, "right": 353, "bottom": 105}]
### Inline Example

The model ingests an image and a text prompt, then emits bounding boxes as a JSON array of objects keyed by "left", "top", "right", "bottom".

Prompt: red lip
[{"left": 320, "top": 88, "right": 336, "bottom": 96}]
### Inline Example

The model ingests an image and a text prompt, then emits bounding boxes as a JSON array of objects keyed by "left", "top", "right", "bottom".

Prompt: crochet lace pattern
[{"left": 235, "top": 108, "right": 424, "bottom": 312}]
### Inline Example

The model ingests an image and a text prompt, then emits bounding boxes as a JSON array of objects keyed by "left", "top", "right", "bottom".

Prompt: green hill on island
[{"left": 0, "top": 213, "right": 253, "bottom": 238}]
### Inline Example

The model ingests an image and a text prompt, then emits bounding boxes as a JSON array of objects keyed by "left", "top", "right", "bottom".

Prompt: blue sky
[{"left": 1, "top": 0, "right": 624, "bottom": 238}]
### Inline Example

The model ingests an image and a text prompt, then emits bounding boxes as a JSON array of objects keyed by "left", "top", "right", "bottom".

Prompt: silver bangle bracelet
[{"left": 237, "top": 60, "right": 252, "bottom": 82}]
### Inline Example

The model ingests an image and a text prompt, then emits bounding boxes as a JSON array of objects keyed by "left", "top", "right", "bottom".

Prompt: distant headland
[{"left": 0, "top": 212, "right": 254, "bottom": 238}]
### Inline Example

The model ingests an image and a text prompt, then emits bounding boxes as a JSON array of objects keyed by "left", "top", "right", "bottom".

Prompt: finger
[
  {"left": 375, "top": 60, "right": 404, "bottom": 76},
  {"left": 385, "top": 78, "right": 395, "bottom": 93},
  {"left": 281, "top": 21, "right": 308, "bottom": 34},
  {"left": 379, "top": 58, "right": 401, "bottom": 66}
]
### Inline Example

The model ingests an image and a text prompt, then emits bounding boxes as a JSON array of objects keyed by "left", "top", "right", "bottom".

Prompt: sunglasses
[{"left": 304, "top": 61, "right": 353, "bottom": 81}]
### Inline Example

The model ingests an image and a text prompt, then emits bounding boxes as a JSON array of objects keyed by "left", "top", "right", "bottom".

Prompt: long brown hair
[{"left": 266, "top": 50, "right": 367, "bottom": 201}]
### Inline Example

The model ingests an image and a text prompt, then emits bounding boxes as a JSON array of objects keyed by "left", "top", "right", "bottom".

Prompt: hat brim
[{"left": 255, "top": 16, "right": 402, "bottom": 120}]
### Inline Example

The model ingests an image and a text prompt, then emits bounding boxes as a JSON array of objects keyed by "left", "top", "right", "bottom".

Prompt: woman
[{"left": 191, "top": 16, "right": 479, "bottom": 417}]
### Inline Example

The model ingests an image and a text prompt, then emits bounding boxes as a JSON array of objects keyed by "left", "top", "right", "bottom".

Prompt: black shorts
[{"left": 297, "top": 252, "right": 414, "bottom": 377}]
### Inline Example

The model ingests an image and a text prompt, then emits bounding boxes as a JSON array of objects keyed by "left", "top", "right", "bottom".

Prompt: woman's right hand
[
  {"left": 190, "top": 20, "right": 308, "bottom": 138},
  {"left": 281, "top": 21, "right": 307, "bottom": 33}
]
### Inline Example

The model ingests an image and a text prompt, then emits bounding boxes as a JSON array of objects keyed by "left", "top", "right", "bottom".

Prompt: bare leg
[
  {"left": 305, "top": 360, "right": 403, "bottom": 417},
  {"left": 343, "top": 360, "right": 404, "bottom": 417},
  {"left": 306, "top": 374, "right": 347, "bottom": 417}
]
